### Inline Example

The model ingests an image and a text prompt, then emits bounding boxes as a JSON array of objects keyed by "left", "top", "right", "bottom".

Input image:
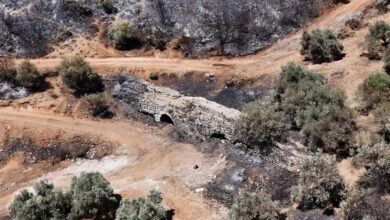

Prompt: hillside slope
[
  {"left": 0, "top": 0, "right": 336, "bottom": 56},
  {"left": 30, "top": 0, "right": 374, "bottom": 98}
]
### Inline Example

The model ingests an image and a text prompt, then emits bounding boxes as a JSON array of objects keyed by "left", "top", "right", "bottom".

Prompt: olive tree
[
  {"left": 229, "top": 190, "right": 280, "bottom": 220},
  {"left": 116, "top": 190, "right": 167, "bottom": 220},
  {"left": 291, "top": 152, "right": 346, "bottom": 210}
]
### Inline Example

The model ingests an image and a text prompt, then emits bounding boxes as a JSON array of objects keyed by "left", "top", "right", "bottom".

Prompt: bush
[
  {"left": 99, "top": 0, "right": 116, "bottom": 13},
  {"left": 85, "top": 93, "right": 112, "bottom": 118},
  {"left": 383, "top": 48, "right": 390, "bottom": 74},
  {"left": 116, "top": 189, "right": 166, "bottom": 220},
  {"left": 342, "top": 189, "right": 390, "bottom": 220},
  {"left": 149, "top": 72, "right": 159, "bottom": 80},
  {"left": 229, "top": 190, "right": 280, "bottom": 220},
  {"left": 273, "top": 62, "right": 355, "bottom": 154},
  {"left": 358, "top": 149, "right": 390, "bottom": 193},
  {"left": 16, "top": 61, "right": 45, "bottom": 92},
  {"left": 345, "top": 18, "right": 362, "bottom": 30},
  {"left": 234, "top": 100, "right": 287, "bottom": 152},
  {"left": 356, "top": 73, "right": 390, "bottom": 111},
  {"left": 10, "top": 173, "right": 168, "bottom": 220},
  {"left": 300, "top": 29, "right": 344, "bottom": 63},
  {"left": 9, "top": 181, "right": 72, "bottom": 220},
  {"left": 373, "top": 103, "right": 390, "bottom": 141},
  {"left": 69, "top": 172, "right": 118, "bottom": 219},
  {"left": 109, "top": 20, "right": 141, "bottom": 50},
  {"left": 363, "top": 21, "right": 390, "bottom": 59},
  {"left": 58, "top": 57, "right": 103, "bottom": 95},
  {"left": 0, "top": 58, "right": 17, "bottom": 84},
  {"left": 291, "top": 152, "right": 346, "bottom": 210}
]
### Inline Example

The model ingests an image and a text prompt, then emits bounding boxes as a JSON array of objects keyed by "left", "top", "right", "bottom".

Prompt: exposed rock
[
  {"left": 0, "top": 82, "right": 28, "bottom": 100},
  {"left": 110, "top": 75, "right": 241, "bottom": 141}
]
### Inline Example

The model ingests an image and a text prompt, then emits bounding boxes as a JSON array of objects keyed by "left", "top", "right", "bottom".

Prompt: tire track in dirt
[{"left": 0, "top": 108, "right": 227, "bottom": 219}]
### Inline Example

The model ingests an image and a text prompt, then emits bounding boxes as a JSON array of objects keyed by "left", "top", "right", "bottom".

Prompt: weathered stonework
[{"left": 110, "top": 76, "right": 241, "bottom": 141}]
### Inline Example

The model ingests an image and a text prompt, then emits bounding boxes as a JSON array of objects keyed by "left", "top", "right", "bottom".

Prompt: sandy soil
[
  {"left": 337, "top": 159, "right": 366, "bottom": 187},
  {"left": 0, "top": 108, "right": 227, "bottom": 219}
]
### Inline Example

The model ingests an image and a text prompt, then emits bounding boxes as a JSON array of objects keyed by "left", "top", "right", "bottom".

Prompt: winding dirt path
[
  {"left": 0, "top": 108, "right": 227, "bottom": 219},
  {"left": 28, "top": 0, "right": 373, "bottom": 78}
]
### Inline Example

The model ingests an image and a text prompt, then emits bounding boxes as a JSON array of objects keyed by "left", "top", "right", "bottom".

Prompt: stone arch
[{"left": 159, "top": 113, "right": 174, "bottom": 125}]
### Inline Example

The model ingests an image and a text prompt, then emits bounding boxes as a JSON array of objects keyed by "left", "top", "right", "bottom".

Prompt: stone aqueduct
[{"left": 111, "top": 76, "right": 241, "bottom": 141}]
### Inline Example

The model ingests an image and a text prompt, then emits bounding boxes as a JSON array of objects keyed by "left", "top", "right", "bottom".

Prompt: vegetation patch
[
  {"left": 356, "top": 73, "right": 390, "bottom": 111},
  {"left": 109, "top": 20, "right": 142, "bottom": 50},
  {"left": 229, "top": 190, "right": 281, "bottom": 220},
  {"left": 274, "top": 63, "right": 355, "bottom": 155},
  {"left": 290, "top": 152, "right": 346, "bottom": 210},
  {"left": 116, "top": 190, "right": 167, "bottom": 220},
  {"left": 363, "top": 20, "right": 390, "bottom": 60},
  {"left": 85, "top": 93, "right": 113, "bottom": 118},
  {"left": 300, "top": 29, "right": 344, "bottom": 63},
  {"left": 9, "top": 172, "right": 168, "bottom": 220},
  {"left": 16, "top": 60, "right": 46, "bottom": 92},
  {"left": 58, "top": 57, "right": 104, "bottom": 96},
  {"left": 234, "top": 100, "right": 286, "bottom": 153}
]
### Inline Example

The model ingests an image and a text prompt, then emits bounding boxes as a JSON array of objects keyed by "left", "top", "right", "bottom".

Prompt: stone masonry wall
[{"left": 110, "top": 76, "right": 241, "bottom": 141}]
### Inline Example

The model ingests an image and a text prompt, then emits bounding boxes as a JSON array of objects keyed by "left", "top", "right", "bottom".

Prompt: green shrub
[
  {"left": 300, "top": 29, "right": 344, "bottom": 63},
  {"left": 99, "top": 0, "right": 116, "bottom": 13},
  {"left": 9, "top": 181, "right": 72, "bottom": 220},
  {"left": 58, "top": 57, "right": 103, "bottom": 95},
  {"left": 356, "top": 73, "right": 390, "bottom": 110},
  {"left": 229, "top": 190, "right": 280, "bottom": 220},
  {"left": 0, "top": 58, "right": 17, "bottom": 84},
  {"left": 85, "top": 93, "right": 112, "bottom": 118},
  {"left": 273, "top": 62, "right": 355, "bottom": 154},
  {"left": 116, "top": 189, "right": 167, "bottom": 220},
  {"left": 363, "top": 21, "right": 390, "bottom": 59},
  {"left": 291, "top": 152, "right": 346, "bottom": 210},
  {"left": 10, "top": 173, "right": 168, "bottom": 220},
  {"left": 358, "top": 149, "right": 390, "bottom": 193},
  {"left": 234, "top": 100, "right": 287, "bottom": 152},
  {"left": 16, "top": 61, "right": 45, "bottom": 92},
  {"left": 373, "top": 103, "right": 390, "bottom": 140},
  {"left": 69, "top": 172, "right": 118, "bottom": 219},
  {"left": 273, "top": 62, "right": 324, "bottom": 104},
  {"left": 345, "top": 18, "right": 362, "bottom": 30},
  {"left": 149, "top": 72, "right": 159, "bottom": 80},
  {"left": 109, "top": 20, "right": 141, "bottom": 50},
  {"left": 173, "top": 36, "right": 192, "bottom": 56}
]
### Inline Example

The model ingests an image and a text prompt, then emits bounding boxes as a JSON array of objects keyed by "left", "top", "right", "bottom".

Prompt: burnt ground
[
  {"left": 197, "top": 139, "right": 299, "bottom": 208},
  {"left": 0, "top": 136, "right": 113, "bottom": 165},
  {"left": 156, "top": 71, "right": 272, "bottom": 110}
]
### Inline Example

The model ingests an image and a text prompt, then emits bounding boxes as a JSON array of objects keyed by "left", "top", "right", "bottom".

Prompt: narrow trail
[
  {"left": 28, "top": 0, "right": 373, "bottom": 79},
  {"left": 0, "top": 108, "right": 227, "bottom": 219}
]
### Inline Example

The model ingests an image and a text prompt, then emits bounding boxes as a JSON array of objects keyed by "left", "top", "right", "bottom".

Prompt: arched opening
[
  {"left": 210, "top": 132, "right": 226, "bottom": 140},
  {"left": 160, "top": 114, "right": 174, "bottom": 124}
]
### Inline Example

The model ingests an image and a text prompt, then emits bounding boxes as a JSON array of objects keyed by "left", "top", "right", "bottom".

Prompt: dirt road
[
  {"left": 28, "top": 0, "right": 373, "bottom": 76},
  {"left": 0, "top": 108, "right": 227, "bottom": 219}
]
